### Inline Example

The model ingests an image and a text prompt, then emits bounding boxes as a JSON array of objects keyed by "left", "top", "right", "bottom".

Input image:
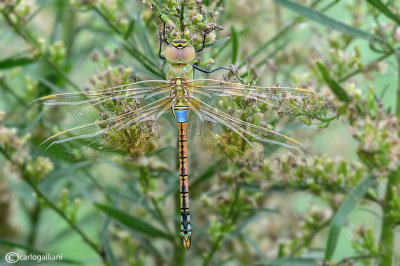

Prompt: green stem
[
  {"left": 204, "top": 185, "right": 240, "bottom": 266},
  {"left": 179, "top": 2, "right": 185, "bottom": 33},
  {"left": 92, "top": 6, "right": 164, "bottom": 78},
  {"left": 0, "top": 78, "right": 27, "bottom": 106},
  {"left": 378, "top": 53, "right": 400, "bottom": 266},
  {"left": 27, "top": 204, "right": 41, "bottom": 246},
  {"left": 337, "top": 255, "right": 377, "bottom": 265},
  {"left": 0, "top": 146, "right": 12, "bottom": 161},
  {"left": 0, "top": 10, "right": 35, "bottom": 44},
  {"left": 203, "top": 235, "right": 223, "bottom": 266},
  {"left": 0, "top": 147, "right": 106, "bottom": 263},
  {"left": 42, "top": 57, "right": 81, "bottom": 92},
  {"left": 396, "top": 54, "right": 400, "bottom": 122},
  {"left": 172, "top": 185, "right": 185, "bottom": 266},
  {"left": 290, "top": 219, "right": 331, "bottom": 256},
  {"left": 227, "top": 185, "right": 240, "bottom": 220},
  {"left": 92, "top": 6, "right": 121, "bottom": 34},
  {"left": 378, "top": 168, "right": 400, "bottom": 266},
  {"left": 1, "top": 11, "right": 82, "bottom": 93},
  {"left": 338, "top": 52, "right": 394, "bottom": 83},
  {"left": 25, "top": 177, "right": 106, "bottom": 263},
  {"left": 239, "top": 0, "right": 326, "bottom": 76},
  {"left": 150, "top": 196, "right": 173, "bottom": 238},
  {"left": 172, "top": 161, "right": 184, "bottom": 265}
]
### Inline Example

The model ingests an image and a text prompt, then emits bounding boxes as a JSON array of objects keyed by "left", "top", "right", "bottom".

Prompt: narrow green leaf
[
  {"left": 190, "top": 160, "right": 226, "bottom": 189},
  {"left": 324, "top": 175, "right": 376, "bottom": 260},
  {"left": 238, "top": 26, "right": 291, "bottom": 69},
  {"left": 36, "top": 77, "right": 64, "bottom": 93},
  {"left": 0, "top": 240, "right": 82, "bottom": 264},
  {"left": 0, "top": 78, "right": 26, "bottom": 105},
  {"left": 242, "top": 234, "right": 267, "bottom": 261},
  {"left": 216, "top": 0, "right": 225, "bottom": 8},
  {"left": 222, "top": 214, "right": 263, "bottom": 247},
  {"left": 317, "top": 62, "right": 350, "bottom": 103},
  {"left": 100, "top": 220, "right": 119, "bottom": 266},
  {"left": 134, "top": 66, "right": 166, "bottom": 80},
  {"left": 25, "top": 2, "right": 48, "bottom": 25},
  {"left": 123, "top": 43, "right": 165, "bottom": 79},
  {"left": 137, "top": 8, "right": 156, "bottom": 60},
  {"left": 230, "top": 26, "right": 238, "bottom": 65},
  {"left": 242, "top": 207, "right": 280, "bottom": 214},
  {"left": 366, "top": 0, "right": 400, "bottom": 25},
  {"left": 0, "top": 57, "right": 35, "bottom": 69},
  {"left": 273, "top": 0, "right": 381, "bottom": 42},
  {"left": 0, "top": 240, "right": 45, "bottom": 254},
  {"left": 204, "top": 37, "right": 231, "bottom": 49},
  {"left": 123, "top": 18, "right": 136, "bottom": 40},
  {"left": 250, "top": 25, "right": 290, "bottom": 58},
  {"left": 47, "top": 162, "right": 91, "bottom": 180},
  {"left": 240, "top": 40, "right": 289, "bottom": 78},
  {"left": 95, "top": 203, "right": 171, "bottom": 240},
  {"left": 255, "top": 258, "right": 318, "bottom": 265}
]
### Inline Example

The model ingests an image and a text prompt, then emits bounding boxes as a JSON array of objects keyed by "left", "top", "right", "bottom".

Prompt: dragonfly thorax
[
  {"left": 170, "top": 78, "right": 190, "bottom": 122},
  {"left": 170, "top": 78, "right": 189, "bottom": 104}
]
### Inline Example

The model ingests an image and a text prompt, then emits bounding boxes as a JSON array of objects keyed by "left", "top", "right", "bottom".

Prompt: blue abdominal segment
[{"left": 174, "top": 108, "right": 188, "bottom": 123}]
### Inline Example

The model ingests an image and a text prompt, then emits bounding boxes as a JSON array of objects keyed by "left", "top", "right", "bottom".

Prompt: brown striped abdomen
[{"left": 178, "top": 122, "right": 191, "bottom": 249}]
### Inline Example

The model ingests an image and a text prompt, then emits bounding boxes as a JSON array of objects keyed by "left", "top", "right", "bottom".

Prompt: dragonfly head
[{"left": 165, "top": 37, "right": 195, "bottom": 64}]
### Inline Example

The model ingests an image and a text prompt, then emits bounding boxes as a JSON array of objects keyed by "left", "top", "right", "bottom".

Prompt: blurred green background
[{"left": 0, "top": 0, "right": 399, "bottom": 265}]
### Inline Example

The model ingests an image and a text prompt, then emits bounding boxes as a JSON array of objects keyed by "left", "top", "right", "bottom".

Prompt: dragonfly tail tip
[{"left": 181, "top": 235, "right": 192, "bottom": 250}]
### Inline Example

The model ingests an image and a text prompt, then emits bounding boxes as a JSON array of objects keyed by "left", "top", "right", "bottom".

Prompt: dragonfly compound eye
[{"left": 165, "top": 44, "right": 195, "bottom": 64}]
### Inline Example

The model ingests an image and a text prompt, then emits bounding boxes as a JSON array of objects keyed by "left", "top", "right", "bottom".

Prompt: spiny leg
[
  {"left": 195, "top": 29, "right": 213, "bottom": 53},
  {"left": 159, "top": 30, "right": 166, "bottom": 60},
  {"left": 192, "top": 28, "right": 230, "bottom": 74},
  {"left": 158, "top": 15, "right": 170, "bottom": 60},
  {"left": 192, "top": 64, "right": 229, "bottom": 74}
]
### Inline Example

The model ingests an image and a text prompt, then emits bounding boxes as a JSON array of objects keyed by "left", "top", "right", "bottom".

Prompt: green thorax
[
  {"left": 167, "top": 63, "right": 193, "bottom": 81},
  {"left": 167, "top": 63, "right": 192, "bottom": 107}
]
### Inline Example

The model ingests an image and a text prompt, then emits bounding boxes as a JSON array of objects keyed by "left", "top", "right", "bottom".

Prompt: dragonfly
[{"left": 28, "top": 20, "right": 318, "bottom": 250}]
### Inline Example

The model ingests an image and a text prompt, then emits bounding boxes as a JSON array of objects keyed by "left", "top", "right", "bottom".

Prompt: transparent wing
[
  {"left": 187, "top": 78, "right": 314, "bottom": 121},
  {"left": 27, "top": 80, "right": 176, "bottom": 162},
  {"left": 186, "top": 79, "right": 315, "bottom": 167},
  {"left": 35, "top": 97, "right": 174, "bottom": 162},
  {"left": 27, "top": 80, "right": 171, "bottom": 129}
]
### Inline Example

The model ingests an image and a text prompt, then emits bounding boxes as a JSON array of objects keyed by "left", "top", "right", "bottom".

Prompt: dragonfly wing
[
  {"left": 188, "top": 79, "right": 314, "bottom": 99},
  {"left": 187, "top": 79, "right": 317, "bottom": 124},
  {"left": 27, "top": 80, "right": 171, "bottom": 130},
  {"left": 187, "top": 95, "right": 309, "bottom": 167},
  {"left": 32, "top": 95, "right": 175, "bottom": 163}
]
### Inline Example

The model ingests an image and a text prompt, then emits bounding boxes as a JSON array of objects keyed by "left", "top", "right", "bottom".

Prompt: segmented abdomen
[{"left": 178, "top": 121, "right": 191, "bottom": 249}]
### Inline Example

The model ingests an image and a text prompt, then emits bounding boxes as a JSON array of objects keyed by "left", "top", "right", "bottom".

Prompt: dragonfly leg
[
  {"left": 195, "top": 29, "right": 213, "bottom": 53},
  {"left": 159, "top": 31, "right": 166, "bottom": 60},
  {"left": 159, "top": 15, "right": 170, "bottom": 60},
  {"left": 192, "top": 64, "right": 229, "bottom": 74},
  {"left": 159, "top": 15, "right": 170, "bottom": 45}
]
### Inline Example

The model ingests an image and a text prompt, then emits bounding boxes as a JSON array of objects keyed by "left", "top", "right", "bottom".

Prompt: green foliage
[
  {"left": 317, "top": 62, "right": 350, "bottom": 103},
  {"left": 0, "top": 57, "right": 35, "bottom": 70},
  {"left": 230, "top": 26, "right": 238, "bottom": 65},
  {"left": 325, "top": 175, "right": 376, "bottom": 260},
  {"left": 95, "top": 203, "right": 172, "bottom": 240},
  {"left": 273, "top": 0, "right": 382, "bottom": 42},
  {"left": 0, "top": 1, "right": 400, "bottom": 266}
]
